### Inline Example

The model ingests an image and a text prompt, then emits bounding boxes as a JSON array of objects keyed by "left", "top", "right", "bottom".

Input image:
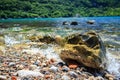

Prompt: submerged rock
[
  {"left": 59, "top": 31, "right": 107, "bottom": 69},
  {"left": 70, "top": 21, "right": 78, "bottom": 25}
]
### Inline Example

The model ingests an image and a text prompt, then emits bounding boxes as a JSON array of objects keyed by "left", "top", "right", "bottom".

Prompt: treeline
[{"left": 0, "top": 0, "right": 120, "bottom": 18}]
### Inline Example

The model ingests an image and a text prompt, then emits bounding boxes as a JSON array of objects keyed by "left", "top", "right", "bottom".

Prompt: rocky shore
[
  {"left": 0, "top": 31, "right": 117, "bottom": 80},
  {"left": 0, "top": 45, "right": 115, "bottom": 80}
]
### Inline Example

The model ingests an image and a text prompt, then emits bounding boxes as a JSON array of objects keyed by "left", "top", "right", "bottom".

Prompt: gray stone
[{"left": 49, "top": 65, "right": 58, "bottom": 73}]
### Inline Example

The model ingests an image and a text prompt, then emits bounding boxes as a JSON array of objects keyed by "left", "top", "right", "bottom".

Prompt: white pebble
[{"left": 17, "top": 70, "right": 43, "bottom": 77}]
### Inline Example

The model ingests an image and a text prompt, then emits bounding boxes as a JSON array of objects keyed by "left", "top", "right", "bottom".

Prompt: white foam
[
  {"left": 5, "top": 35, "right": 20, "bottom": 45},
  {"left": 106, "top": 50, "right": 120, "bottom": 77},
  {"left": 39, "top": 45, "right": 62, "bottom": 61}
]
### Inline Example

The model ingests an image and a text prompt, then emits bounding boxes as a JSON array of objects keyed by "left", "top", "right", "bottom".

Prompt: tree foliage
[{"left": 0, "top": 0, "right": 120, "bottom": 18}]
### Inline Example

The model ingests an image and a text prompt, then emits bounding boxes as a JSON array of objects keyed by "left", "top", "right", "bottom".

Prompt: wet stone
[
  {"left": 8, "top": 62, "right": 16, "bottom": 67},
  {"left": 57, "top": 62, "right": 65, "bottom": 67},
  {"left": 62, "top": 66, "right": 70, "bottom": 72},
  {"left": 68, "top": 71, "right": 78, "bottom": 78},
  {"left": 49, "top": 65, "right": 58, "bottom": 73},
  {"left": 61, "top": 74, "right": 70, "bottom": 80}
]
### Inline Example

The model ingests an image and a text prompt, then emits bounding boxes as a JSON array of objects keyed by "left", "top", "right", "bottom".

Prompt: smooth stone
[
  {"left": 95, "top": 76, "right": 104, "bottom": 80},
  {"left": 33, "top": 60, "right": 40, "bottom": 66},
  {"left": 55, "top": 74, "right": 61, "bottom": 79},
  {"left": 29, "top": 65, "right": 38, "bottom": 70},
  {"left": 57, "top": 62, "right": 65, "bottom": 67},
  {"left": 44, "top": 74, "right": 51, "bottom": 79},
  {"left": 21, "top": 77, "right": 30, "bottom": 80},
  {"left": 41, "top": 62, "right": 47, "bottom": 67},
  {"left": 8, "top": 62, "right": 16, "bottom": 67},
  {"left": 62, "top": 66, "right": 70, "bottom": 72},
  {"left": 88, "top": 76, "right": 95, "bottom": 80},
  {"left": 41, "top": 70, "right": 50, "bottom": 75},
  {"left": 61, "top": 74, "right": 70, "bottom": 80},
  {"left": 0, "top": 75, "right": 7, "bottom": 80},
  {"left": 49, "top": 65, "right": 58, "bottom": 73},
  {"left": 105, "top": 73, "right": 115, "bottom": 79},
  {"left": 16, "top": 64, "right": 24, "bottom": 70},
  {"left": 17, "top": 70, "right": 44, "bottom": 77},
  {"left": 68, "top": 71, "right": 78, "bottom": 78}
]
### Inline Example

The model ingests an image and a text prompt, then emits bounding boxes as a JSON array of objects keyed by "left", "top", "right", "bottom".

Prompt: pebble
[
  {"left": 68, "top": 64, "right": 78, "bottom": 69},
  {"left": 57, "top": 62, "right": 65, "bottom": 67},
  {"left": 0, "top": 75, "right": 7, "bottom": 80},
  {"left": 95, "top": 76, "right": 104, "bottom": 80},
  {"left": 49, "top": 65, "right": 58, "bottom": 73},
  {"left": 55, "top": 74, "right": 61, "bottom": 79},
  {"left": 61, "top": 74, "right": 70, "bottom": 80},
  {"left": 33, "top": 60, "right": 40, "bottom": 66},
  {"left": 105, "top": 73, "right": 115, "bottom": 79},
  {"left": 29, "top": 65, "right": 38, "bottom": 70},
  {"left": 11, "top": 76, "right": 17, "bottom": 80},
  {"left": 44, "top": 74, "right": 51, "bottom": 79},
  {"left": 41, "top": 62, "right": 47, "bottom": 67},
  {"left": 68, "top": 71, "right": 78, "bottom": 78},
  {"left": 88, "top": 76, "right": 95, "bottom": 80},
  {"left": 17, "top": 70, "right": 44, "bottom": 77},
  {"left": 62, "top": 66, "right": 70, "bottom": 72},
  {"left": 8, "top": 62, "right": 16, "bottom": 67}
]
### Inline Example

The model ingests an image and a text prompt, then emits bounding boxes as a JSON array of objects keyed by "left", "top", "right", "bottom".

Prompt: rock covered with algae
[
  {"left": 28, "top": 31, "right": 107, "bottom": 70},
  {"left": 60, "top": 31, "right": 107, "bottom": 69}
]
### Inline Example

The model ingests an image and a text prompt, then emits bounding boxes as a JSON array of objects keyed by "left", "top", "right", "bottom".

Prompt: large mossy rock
[
  {"left": 28, "top": 31, "right": 107, "bottom": 69},
  {"left": 60, "top": 31, "right": 107, "bottom": 69}
]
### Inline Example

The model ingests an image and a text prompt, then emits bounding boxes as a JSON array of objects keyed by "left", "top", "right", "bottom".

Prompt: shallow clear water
[{"left": 0, "top": 17, "right": 120, "bottom": 77}]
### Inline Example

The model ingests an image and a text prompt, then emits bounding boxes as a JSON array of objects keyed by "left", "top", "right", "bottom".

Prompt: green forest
[{"left": 0, "top": 0, "right": 120, "bottom": 18}]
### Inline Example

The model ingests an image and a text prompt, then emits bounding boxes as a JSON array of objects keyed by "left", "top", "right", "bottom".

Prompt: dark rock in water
[
  {"left": 62, "top": 21, "right": 78, "bottom": 26},
  {"left": 70, "top": 21, "right": 78, "bottom": 25},
  {"left": 62, "top": 21, "right": 69, "bottom": 25},
  {"left": 59, "top": 31, "right": 107, "bottom": 70},
  {"left": 87, "top": 20, "right": 95, "bottom": 24}
]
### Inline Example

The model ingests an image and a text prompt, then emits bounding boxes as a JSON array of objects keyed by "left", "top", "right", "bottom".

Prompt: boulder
[
  {"left": 59, "top": 31, "right": 107, "bottom": 69},
  {"left": 70, "top": 21, "right": 78, "bottom": 25},
  {"left": 28, "top": 31, "right": 107, "bottom": 70}
]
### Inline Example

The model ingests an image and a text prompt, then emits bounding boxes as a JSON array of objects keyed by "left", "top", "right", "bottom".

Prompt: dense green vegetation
[{"left": 0, "top": 0, "right": 120, "bottom": 18}]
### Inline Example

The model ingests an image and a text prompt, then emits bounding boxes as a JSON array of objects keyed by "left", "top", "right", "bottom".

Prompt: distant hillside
[{"left": 0, "top": 0, "right": 120, "bottom": 18}]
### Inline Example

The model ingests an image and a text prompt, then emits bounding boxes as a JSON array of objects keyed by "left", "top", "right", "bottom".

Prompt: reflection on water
[{"left": 0, "top": 17, "right": 120, "bottom": 77}]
